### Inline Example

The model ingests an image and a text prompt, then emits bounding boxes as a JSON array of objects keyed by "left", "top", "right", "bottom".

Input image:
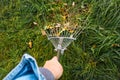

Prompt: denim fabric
[{"left": 3, "top": 53, "right": 46, "bottom": 80}]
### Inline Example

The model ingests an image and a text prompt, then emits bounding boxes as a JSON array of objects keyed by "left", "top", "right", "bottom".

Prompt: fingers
[{"left": 43, "top": 56, "right": 63, "bottom": 79}]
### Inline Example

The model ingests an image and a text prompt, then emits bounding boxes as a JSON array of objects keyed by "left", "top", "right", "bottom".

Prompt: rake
[
  {"left": 44, "top": 22, "right": 84, "bottom": 60},
  {"left": 42, "top": 1, "right": 89, "bottom": 60}
]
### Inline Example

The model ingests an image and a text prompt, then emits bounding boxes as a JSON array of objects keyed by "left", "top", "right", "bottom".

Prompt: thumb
[{"left": 51, "top": 56, "right": 58, "bottom": 61}]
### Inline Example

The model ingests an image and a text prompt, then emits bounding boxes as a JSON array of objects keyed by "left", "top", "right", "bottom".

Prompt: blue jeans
[{"left": 3, "top": 54, "right": 46, "bottom": 80}]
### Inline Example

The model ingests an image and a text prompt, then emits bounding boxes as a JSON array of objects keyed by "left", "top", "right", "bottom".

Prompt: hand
[{"left": 43, "top": 56, "right": 63, "bottom": 80}]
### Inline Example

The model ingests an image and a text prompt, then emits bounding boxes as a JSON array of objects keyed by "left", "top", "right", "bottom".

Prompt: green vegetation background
[{"left": 0, "top": 0, "right": 120, "bottom": 80}]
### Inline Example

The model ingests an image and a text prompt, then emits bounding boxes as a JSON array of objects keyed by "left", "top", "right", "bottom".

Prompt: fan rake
[{"left": 44, "top": 22, "right": 83, "bottom": 60}]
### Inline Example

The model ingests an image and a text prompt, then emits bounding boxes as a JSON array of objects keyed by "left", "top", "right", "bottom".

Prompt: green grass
[{"left": 0, "top": 0, "right": 120, "bottom": 80}]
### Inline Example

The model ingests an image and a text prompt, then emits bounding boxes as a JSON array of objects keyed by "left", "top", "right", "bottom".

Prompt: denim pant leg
[{"left": 3, "top": 53, "right": 46, "bottom": 80}]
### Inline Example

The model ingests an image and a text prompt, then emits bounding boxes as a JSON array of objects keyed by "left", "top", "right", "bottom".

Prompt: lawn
[{"left": 0, "top": 0, "right": 120, "bottom": 80}]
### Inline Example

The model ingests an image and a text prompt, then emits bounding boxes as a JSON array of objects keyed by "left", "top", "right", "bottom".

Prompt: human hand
[{"left": 43, "top": 56, "right": 63, "bottom": 80}]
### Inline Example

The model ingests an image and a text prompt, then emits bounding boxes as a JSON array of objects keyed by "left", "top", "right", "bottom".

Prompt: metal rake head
[{"left": 44, "top": 22, "right": 83, "bottom": 54}]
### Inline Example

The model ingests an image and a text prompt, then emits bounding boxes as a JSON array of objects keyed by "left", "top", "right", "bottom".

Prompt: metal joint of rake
[
  {"left": 48, "top": 37, "right": 76, "bottom": 54},
  {"left": 47, "top": 36, "right": 77, "bottom": 60}
]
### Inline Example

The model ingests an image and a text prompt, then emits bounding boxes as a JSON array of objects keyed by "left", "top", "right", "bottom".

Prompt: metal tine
[
  {"left": 74, "top": 29, "right": 83, "bottom": 38},
  {"left": 70, "top": 26, "right": 79, "bottom": 38}
]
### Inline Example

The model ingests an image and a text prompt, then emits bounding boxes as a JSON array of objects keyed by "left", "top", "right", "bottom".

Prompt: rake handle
[{"left": 57, "top": 50, "right": 60, "bottom": 61}]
